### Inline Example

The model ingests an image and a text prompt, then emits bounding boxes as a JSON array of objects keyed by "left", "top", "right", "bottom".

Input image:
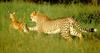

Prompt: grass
[{"left": 0, "top": 2, "right": 100, "bottom": 53}]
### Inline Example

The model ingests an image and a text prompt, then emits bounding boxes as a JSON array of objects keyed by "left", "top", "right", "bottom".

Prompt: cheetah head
[
  {"left": 30, "top": 11, "right": 39, "bottom": 22},
  {"left": 30, "top": 11, "right": 49, "bottom": 23}
]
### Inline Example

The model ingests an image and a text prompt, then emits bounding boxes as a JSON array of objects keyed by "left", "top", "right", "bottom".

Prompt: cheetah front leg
[
  {"left": 28, "top": 26, "right": 38, "bottom": 31},
  {"left": 28, "top": 26, "right": 43, "bottom": 39}
]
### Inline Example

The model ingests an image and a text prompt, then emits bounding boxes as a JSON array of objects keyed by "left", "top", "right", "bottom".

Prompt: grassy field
[{"left": 0, "top": 2, "right": 100, "bottom": 53}]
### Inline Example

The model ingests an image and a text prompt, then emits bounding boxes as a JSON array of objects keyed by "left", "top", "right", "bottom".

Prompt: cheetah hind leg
[{"left": 77, "top": 33, "right": 84, "bottom": 47}]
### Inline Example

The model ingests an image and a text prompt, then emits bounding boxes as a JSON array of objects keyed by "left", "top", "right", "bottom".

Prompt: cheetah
[
  {"left": 9, "top": 12, "right": 29, "bottom": 33},
  {"left": 29, "top": 11, "right": 97, "bottom": 43}
]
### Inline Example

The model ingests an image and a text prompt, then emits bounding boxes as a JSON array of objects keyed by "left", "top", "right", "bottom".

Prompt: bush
[{"left": 78, "top": 11, "right": 100, "bottom": 24}]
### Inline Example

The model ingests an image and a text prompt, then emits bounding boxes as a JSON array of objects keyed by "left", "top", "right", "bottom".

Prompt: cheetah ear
[{"left": 33, "top": 11, "right": 37, "bottom": 14}]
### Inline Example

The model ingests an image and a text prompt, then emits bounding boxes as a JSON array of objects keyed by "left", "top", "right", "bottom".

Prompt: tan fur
[
  {"left": 9, "top": 12, "right": 29, "bottom": 33},
  {"left": 29, "top": 11, "right": 87, "bottom": 44}
]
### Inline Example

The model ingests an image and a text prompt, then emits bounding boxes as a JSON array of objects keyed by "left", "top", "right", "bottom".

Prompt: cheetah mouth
[
  {"left": 28, "top": 21, "right": 36, "bottom": 27},
  {"left": 29, "top": 18, "right": 32, "bottom": 21}
]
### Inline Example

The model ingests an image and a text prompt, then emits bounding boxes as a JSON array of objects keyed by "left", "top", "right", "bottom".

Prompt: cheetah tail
[
  {"left": 81, "top": 28, "right": 97, "bottom": 33},
  {"left": 87, "top": 28, "right": 97, "bottom": 32}
]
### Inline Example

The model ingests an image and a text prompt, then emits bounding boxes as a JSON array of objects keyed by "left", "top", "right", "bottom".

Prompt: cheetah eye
[
  {"left": 30, "top": 16, "right": 32, "bottom": 17},
  {"left": 30, "top": 16, "right": 33, "bottom": 18}
]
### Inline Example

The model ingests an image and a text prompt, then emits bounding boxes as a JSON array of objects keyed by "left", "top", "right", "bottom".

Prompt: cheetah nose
[{"left": 29, "top": 17, "right": 32, "bottom": 21}]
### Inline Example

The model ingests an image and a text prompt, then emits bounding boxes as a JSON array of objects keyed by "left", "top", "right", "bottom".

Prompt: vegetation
[{"left": 0, "top": 2, "right": 100, "bottom": 53}]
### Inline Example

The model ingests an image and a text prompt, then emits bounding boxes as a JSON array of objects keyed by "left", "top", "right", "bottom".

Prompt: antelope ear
[
  {"left": 8, "top": 11, "right": 12, "bottom": 15},
  {"left": 8, "top": 11, "right": 10, "bottom": 13},
  {"left": 13, "top": 12, "right": 16, "bottom": 15}
]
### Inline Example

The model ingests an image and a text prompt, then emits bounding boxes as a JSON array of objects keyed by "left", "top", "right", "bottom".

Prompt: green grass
[{"left": 0, "top": 2, "right": 100, "bottom": 53}]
